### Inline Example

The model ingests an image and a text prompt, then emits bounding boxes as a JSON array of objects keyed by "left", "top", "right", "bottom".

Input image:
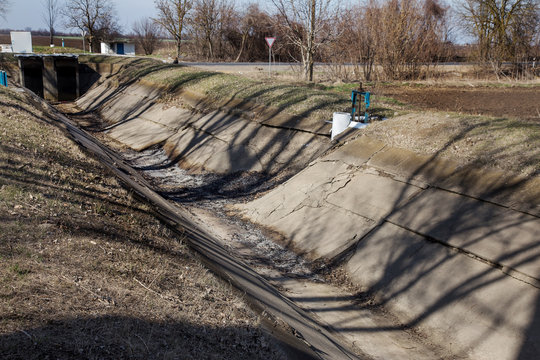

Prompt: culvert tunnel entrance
[{"left": 16, "top": 54, "right": 97, "bottom": 102}]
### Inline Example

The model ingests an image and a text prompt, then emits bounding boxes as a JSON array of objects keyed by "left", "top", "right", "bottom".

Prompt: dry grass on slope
[
  {"left": 362, "top": 112, "right": 540, "bottom": 178},
  {"left": 0, "top": 88, "right": 284, "bottom": 359}
]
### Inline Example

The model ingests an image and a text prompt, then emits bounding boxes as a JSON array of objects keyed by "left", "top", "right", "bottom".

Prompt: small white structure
[
  {"left": 0, "top": 44, "right": 13, "bottom": 53},
  {"left": 100, "top": 41, "right": 135, "bottom": 56},
  {"left": 331, "top": 112, "right": 368, "bottom": 140},
  {"left": 10, "top": 32, "right": 33, "bottom": 54}
]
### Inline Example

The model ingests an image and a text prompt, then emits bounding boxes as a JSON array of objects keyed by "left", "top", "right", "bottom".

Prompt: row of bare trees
[
  {"left": 325, "top": 0, "right": 451, "bottom": 81},
  {"left": 460, "top": 0, "right": 540, "bottom": 77},
  {"left": 149, "top": 1, "right": 275, "bottom": 62},
  {"left": 27, "top": 0, "right": 540, "bottom": 80},
  {"left": 148, "top": 0, "right": 538, "bottom": 80}
]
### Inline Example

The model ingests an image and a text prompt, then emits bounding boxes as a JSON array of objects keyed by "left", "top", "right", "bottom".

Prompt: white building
[
  {"left": 100, "top": 41, "right": 135, "bottom": 56},
  {"left": 10, "top": 32, "right": 33, "bottom": 53}
]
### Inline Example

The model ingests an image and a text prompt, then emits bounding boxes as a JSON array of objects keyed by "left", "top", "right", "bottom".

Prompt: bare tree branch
[
  {"left": 132, "top": 18, "right": 161, "bottom": 55},
  {"left": 63, "top": 0, "right": 121, "bottom": 53},
  {"left": 153, "top": 0, "right": 192, "bottom": 59},
  {"left": 460, "top": 0, "right": 540, "bottom": 76},
  {"left": 272, "top": 0, "right": 339, "bottom": 81},
  {"left": 0, "top": 0, "right": 10, "bottom": 21},
  {"left": 42, "top": 0, "right": 59, "bottom": 46}
]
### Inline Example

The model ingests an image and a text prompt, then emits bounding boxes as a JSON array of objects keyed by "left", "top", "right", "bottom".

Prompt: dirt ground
[
  {"left": 376, "top": 85, "right": 540, "bottom": 120},
  {"left": 0, "top": 89, "right": 286, "bottom": 359}
]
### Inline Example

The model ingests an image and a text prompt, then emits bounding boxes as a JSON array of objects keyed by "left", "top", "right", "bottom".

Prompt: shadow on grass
[{"left": 0, "top": 316, "right": 292, "bottom": 360}]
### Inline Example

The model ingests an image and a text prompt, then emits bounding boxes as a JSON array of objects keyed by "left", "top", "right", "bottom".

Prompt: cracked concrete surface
[{"left": 236, "top": 134, "right": 540, "bottom": 360}]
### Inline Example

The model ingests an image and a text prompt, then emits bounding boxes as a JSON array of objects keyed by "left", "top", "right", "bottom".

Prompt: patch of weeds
[
  {"left": 0, "top": 184, "right": 23, "bottom": 202},
  {"left": 93, "top": 202, "right": 109, "bottom": 215},
  {"left": 322, "top": 83, "right": 359, "bottom": 93},
  {"left": 377, "top": 96, "right": 407, "bottom": 107},
  {"left": 10, "top": 263, "right": 30, "bottom": 277}
]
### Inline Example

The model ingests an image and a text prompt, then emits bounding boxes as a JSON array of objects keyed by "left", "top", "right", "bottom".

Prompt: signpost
[
  {"left": 82, "top": 30, "right": 86, "bottom": 53},
  {"left": 265, "top": 37, "right": 276, "bottom": 77}
]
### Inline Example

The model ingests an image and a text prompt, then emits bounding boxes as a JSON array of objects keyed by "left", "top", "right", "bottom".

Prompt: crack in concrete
[{"left": 386, "top": 219, "right": 540, "bottom": 289}]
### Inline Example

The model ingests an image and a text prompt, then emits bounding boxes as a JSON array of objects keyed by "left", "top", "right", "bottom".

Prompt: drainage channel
[
  {"left": 122, "top": 147, "right": 317, "bottom": 282},
  {"left": 25, "top": 92, "right": 365, "bottom": 360},
  {"left": 117, "top": 147, "right": 452, "bottom": 360},
  {"left": 47, "top": 94, "right": 453, "bottom": 360}
]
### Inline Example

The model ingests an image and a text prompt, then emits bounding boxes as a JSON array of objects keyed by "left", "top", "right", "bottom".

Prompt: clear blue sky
[{"left": 1, "top": 0, "right": 158, "bottom": 32}]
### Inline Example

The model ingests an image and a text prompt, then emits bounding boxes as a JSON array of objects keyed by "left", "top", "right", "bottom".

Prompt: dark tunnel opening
[
  {"left": 21, "top": 59, "right": 44, "bottom": 98},
  {"left": 57, "top": 64, "right": 78, "bottom": 101}
]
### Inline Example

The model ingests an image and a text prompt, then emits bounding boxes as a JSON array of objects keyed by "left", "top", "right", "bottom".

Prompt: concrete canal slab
[
  {"left": 388, "top": 187, "right": 540, "bottom": 282},
  {"left": 107, "top": 118, "right": 177, "bottom": 151},
  {"left": 345, "top": 222, "right": 540, "bottom": 360}
]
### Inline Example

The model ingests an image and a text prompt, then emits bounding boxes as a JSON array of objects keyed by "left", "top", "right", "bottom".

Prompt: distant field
[{"left": 0, "top": 34, "right": 84, "bottom": 50}]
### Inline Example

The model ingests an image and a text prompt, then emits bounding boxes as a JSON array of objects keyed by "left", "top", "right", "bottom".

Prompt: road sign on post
[{"left": 265, "top": 37, "right": 276, "bottom": 77}]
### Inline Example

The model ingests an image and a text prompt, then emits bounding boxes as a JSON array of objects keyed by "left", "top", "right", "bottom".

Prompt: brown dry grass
[
  {"left": 362, "top": 111, "right": 540, "bottom": 177},
  {"left": 0, "top": 88, "right": 284, "bottom": 359}
]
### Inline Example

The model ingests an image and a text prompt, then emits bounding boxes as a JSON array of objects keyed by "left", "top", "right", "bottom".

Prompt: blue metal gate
[
  {"left": 117, "top": 43, "right": 124, "bottom": 55},
  {"left": 0, "top": 71, "right": 7, "bottom": 87}
]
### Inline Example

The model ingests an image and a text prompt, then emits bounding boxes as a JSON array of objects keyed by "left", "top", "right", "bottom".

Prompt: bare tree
[
  {"left": 42, "top": 0, "right": 59, "bottom": 46},
  {"left": 63, "top": 0, "right": 120, "bottom": 52},
  {"left": 191, "top": 0, "right": 220, "bottom": 59},
  {"left": 460, "top": 0, "right": 540, "bottom": 76},
  {"left": 233, "top": 4, "right": 268, "bottom": 62},
  {"left": 332, "top": 3, "right": 378, "bottom": 81},
  {"left": 154, "top": 0, "right": 192, "bottom": 59},
  {"left": 133, "top": 18, "right": 161, "bottom": 55},
  {"left": 369, "top": 0, "right": 448, "bottom": 80},
  {"left": 272, "top": 0, "right": 338, "bottom": 81},
  {"left": 0, "top": 0, "right": 10, "bottom": 21}
]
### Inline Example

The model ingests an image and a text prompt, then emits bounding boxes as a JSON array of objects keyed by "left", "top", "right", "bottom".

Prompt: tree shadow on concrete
[
  {"left": 49, "top": 57, "right": 540, "bottom": 357},
  {"left": 295, "top": 118, "right": 540, "bottom": 359},
  {"left": 69, "top": 67, "right": 340, "bottom": 202}
]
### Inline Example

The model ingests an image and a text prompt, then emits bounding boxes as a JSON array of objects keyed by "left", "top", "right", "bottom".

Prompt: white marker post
[{"left": 265, "top": 37, "right": 276, "bottom": 77}]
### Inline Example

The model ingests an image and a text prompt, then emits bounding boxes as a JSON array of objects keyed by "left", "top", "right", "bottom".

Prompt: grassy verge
[
  {"left": 81, "top": 56, "right": 400, "bottom": 123},
  {"left": 33, "top": 46, "right": 86, "bottom": 54},
  {"left": 362, "top": 112, "right": 540, "bottom": 176},
  {"left": 143, "top": 64, "right": 400, "bottom": 122},
  {"left": 0, "top": 87, "right": 284, "bottom": 359}
]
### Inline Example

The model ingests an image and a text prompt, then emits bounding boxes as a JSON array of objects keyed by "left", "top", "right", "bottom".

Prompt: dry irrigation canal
[{"left": 5, "top": 55, "right": 540, "bottom": 360}]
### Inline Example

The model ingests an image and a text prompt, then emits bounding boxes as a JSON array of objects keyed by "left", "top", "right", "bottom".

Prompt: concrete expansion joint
[
  {"left": 386, "top": 219, "right": 540, "bottom": 290},
  {"left": 258, "top": 121, "right": 329, "bottom": 138},
  {"left": 365, "top": 144, "right": 388, "bottom": 164},
  {"left": 184, "top": 123, "right": 228, "bottom": 143},
  {"left": 322, "top": 221, "right": 385, "bottom": 271},
  {"left": 319, "top": 159, "right": 342, "bottom": 164},
  {"left": 432, "top": 184, "right": 540, "bottom": 219}
]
